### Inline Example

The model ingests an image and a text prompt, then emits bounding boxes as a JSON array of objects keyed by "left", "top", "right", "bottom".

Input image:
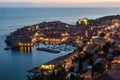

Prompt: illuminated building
[
  {"left": 36, "top": 24, "right": 40, "bottom": 30},
  {"left": 40, "top": 64, "right": 55, "bottom": 70},
  {"left": 77, "top": 18, "right": 88, "bottom": 25}
]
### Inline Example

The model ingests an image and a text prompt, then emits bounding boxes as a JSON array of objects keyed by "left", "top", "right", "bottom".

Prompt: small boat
[
  {"left": 4, "top": 47, "right": 11, "bottom": 50},
  {"left": 36, "top": 47, "right": 60, "bottom": 53}
]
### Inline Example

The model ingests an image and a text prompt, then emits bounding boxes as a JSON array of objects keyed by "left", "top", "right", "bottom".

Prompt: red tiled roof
[{"left": 87, "top": 44, "right": 98, "bottom": 50}]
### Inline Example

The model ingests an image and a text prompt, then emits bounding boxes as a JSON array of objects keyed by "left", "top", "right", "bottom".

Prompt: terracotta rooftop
[{"left": 87, "top": 44, "right": 98, "bottom": 50}]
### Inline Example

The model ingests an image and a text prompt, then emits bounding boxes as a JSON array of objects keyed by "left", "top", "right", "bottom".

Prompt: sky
[{"left": 0, "top": 0, "right": 120, "bottom": 7}]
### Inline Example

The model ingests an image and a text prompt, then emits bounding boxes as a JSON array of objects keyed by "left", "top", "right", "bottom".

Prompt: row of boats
[{"left": 36, "top": 44, "right": 76, "bottom": 53}]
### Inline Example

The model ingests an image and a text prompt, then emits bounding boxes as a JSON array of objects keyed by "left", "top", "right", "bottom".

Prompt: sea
[{"left": 0, "top": 7, "right": 120, "bottom": 80}]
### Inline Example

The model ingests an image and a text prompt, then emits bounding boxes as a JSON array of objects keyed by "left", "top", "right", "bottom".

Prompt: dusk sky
[{"left": 0, "top": 0, "right": 120, "bottom": 7}]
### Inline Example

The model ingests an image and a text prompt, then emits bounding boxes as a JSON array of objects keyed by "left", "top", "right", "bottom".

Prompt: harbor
[
  {"left": 1, "top": 6, "right": 120, "bottom": 80},
  {"left": 36, "top": 43, "right": 76, "bottom": 53},
  {"left": 3, "top": 14, "right": 120, "bottom": 80},
  {"left": 28, "top": 49, "right": 79, "bottom": 79}
]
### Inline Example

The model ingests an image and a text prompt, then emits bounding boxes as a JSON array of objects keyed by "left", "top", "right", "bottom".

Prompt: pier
[{"left": 28, "top": 49, "right": 78, "bottom": 72}]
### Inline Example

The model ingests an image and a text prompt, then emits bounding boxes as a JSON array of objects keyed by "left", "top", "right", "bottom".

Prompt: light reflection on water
[{"left": 19, "top": 47, "right": 32, "bottom": 54}]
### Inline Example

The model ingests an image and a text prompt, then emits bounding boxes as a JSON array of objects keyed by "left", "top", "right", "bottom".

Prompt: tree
[
  {"left": 100, "top": 32, "right": 106, "bottom": 37},
  {"left": 103, "top": 42, "right": 111, "bottom": 53},
  {"left": 93, "top": 62, "right": 105, "bottom": 75}
]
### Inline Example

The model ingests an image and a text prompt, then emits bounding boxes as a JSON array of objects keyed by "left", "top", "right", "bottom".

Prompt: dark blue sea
[{"left": 0, "top": 8, "right": 120, "bottom": 80}]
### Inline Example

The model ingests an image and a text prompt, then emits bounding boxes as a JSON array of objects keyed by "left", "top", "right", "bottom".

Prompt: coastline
[
  {"left": 5, "top": 15, "right": 120, "bottom": 48},
  {"left": 1, "top": 7, "right": 120, "bottom": 80}
]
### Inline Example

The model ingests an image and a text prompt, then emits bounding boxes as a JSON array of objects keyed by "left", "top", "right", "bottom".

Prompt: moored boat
[{"left": 36, "top": 47, "right": 60, "bottom": 53}]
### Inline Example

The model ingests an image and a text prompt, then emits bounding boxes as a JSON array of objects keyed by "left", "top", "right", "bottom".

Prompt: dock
[{"left": 28, "top": 50, "right": 78, "bottom": 73}]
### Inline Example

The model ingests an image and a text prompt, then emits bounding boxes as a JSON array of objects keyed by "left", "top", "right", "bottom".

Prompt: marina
[
  {"left": 36, "top": 47, "right": 61, "bottom": 53},
  {"left": 36, "top": 44, "right": 76, "bottom": 53}
]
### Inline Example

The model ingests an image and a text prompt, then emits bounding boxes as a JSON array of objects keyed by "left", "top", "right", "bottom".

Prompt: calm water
[{"left": 0, "top": 8, "right": 120, "bottom": 80}]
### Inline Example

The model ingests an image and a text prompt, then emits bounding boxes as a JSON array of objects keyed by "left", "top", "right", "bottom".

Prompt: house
[
  {"left": 92, "top": 37, "right": 106, "bottom": 47},
  {"left": 86, "top": 44, "right": 98, "bottom": 54},
  {"left": 109, "top": 46, "right": 117, "bottom": 53}
]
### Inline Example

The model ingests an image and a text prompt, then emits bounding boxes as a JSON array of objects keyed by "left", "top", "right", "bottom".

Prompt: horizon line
[{"left": 1, "top": 2, "right": 120, "bottom": 7}]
